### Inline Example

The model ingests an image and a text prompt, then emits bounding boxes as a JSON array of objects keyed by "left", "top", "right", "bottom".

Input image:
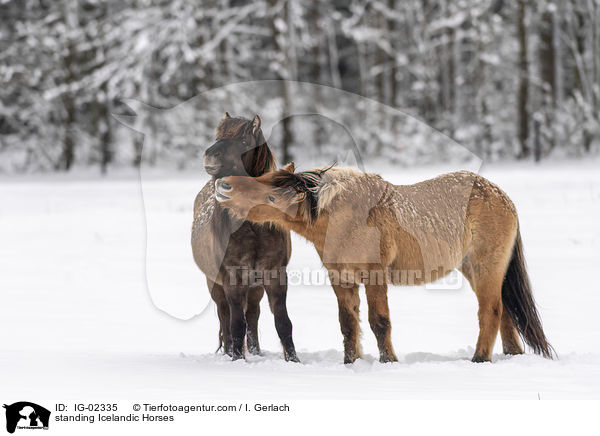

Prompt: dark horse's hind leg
[
  {"left": 246, "top": 286, "right": 264, "bottom": 355},
  {"left": 208, "top": 279, "right": 232, "bottom": 356},
  {"left": 264, "top": 270, "right": 299, "bottom": 362},
  {"left": 223, "top": 284, "right": 248, "bottom": 360}
]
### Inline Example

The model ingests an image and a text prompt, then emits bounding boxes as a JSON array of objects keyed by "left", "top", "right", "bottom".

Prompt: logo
[{"left": 3, "top": 402, "right": 50, "bottom": 433}]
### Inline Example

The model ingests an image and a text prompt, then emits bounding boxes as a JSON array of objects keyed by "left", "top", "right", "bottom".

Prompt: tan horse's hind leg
[
  {"left": 365, "top": 284, "right": 398, "bottom": 363},
  {"left": 461, "top": 236, "right": 515, "bottom": 362},
  {"left": 471, "top": 279, "right": 503, "bottom": 362},
  {"left": 461, "top": 252, "right": 523, "bottom": 359},
  {"left": 459, "top": 259, "right": 502, "bottom": 361},
  {"left": 332, "top": 283, "right": 362, "bottom": 363},
  {"left": 500, "top": 310, "right": 524, "bottom": 355}
]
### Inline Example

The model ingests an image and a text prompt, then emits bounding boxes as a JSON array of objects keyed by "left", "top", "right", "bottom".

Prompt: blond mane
[{"left": 315, "top": 167, "right": 364, "bottom": 211}]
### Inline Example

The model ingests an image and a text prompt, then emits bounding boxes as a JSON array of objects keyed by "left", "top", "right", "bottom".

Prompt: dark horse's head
[{"left": 204, "top": 113, "right": 276, "bottom": 179}]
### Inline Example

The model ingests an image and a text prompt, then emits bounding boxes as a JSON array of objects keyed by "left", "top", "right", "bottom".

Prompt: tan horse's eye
[{"left": 267, "top": 195, "right": 275, "bottom": 203}]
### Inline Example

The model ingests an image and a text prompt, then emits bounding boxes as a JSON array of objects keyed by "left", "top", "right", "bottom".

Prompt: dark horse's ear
[
  {"left": 222, "top": 112, "right": 231, "bottom": 120},
  {"left": 283, "top": 162, "right": 295, "bottom": 173},
  {"left": 252, "top": 114, "right": 261, "bottom": 134}
]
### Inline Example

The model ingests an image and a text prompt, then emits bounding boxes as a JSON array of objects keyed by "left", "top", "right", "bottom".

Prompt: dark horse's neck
[
  {"left": 242, "top": 143, "right": 276, "bottom": 177},
  {"left": 211, "top": 142, "right": 276, "bottom": 227}
]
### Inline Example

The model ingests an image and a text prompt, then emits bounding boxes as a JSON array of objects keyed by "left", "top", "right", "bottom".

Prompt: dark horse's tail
[
  {"left": 502, "top": 228, "right": 554, "bottom": 359},
  {"left": 216, "top": 327, "right": 224, "bottom": 353}
]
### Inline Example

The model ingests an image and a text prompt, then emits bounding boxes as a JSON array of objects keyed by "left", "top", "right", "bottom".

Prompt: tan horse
[{"left": 214, "top": 163, "right": 553, "bottom": 363}]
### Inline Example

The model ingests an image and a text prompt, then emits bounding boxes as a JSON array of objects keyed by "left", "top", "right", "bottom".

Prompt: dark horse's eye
[{"left": 267, "top": 195, "right": 275, "bottom": 203}]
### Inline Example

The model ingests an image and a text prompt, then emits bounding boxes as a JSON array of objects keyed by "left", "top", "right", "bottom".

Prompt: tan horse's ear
[
  {"left": 252, "top": 114, "right": 261, "bottom": 134},
  {"left": 283, "top": 162, "right": 295, "bottom": 173},
  {"left": 222, "top": 112, "right": 231, "bottom": 120}
]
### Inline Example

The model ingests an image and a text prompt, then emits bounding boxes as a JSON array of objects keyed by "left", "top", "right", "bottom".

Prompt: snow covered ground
[{"left": 1, "top": 158, "right": 599, "bottom": 401}]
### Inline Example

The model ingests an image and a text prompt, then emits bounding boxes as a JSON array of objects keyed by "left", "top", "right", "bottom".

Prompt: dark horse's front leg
[
  {"left": 208, "top": 279, "right": 232, "bottom": 356},
  {"left": 264, "top": 270, "right": 299, "bottom": 362},
  {"left": 223, "top": 284, "right": 248, "bottom": 360}
]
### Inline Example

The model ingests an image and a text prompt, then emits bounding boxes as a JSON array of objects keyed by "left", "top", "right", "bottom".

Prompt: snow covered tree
[{"left": 1, "top": 0, "right": 598, "bottom": 172}]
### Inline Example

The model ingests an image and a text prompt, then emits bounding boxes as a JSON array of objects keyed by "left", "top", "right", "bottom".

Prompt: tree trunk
[
  {"left": 310, "top": 0, "right": 325, "bottom": 149},
  {"left": 517, "top": 0, "right": 530, "bottom": 158},
  {"left": 61, "top": 44, "right": 75, "bottom": 171},
  {"left": 539, "top": 6, "right": 558, "bottom": 151},
  {"left": 99, "top": 83, "right": 112, "bottom": 175},
  {"left": 269, "top": 0, "right": 294, "bottom": 163},
  {"left": 388, "top": 0, "right": 397, "bottom": 108},
  {"left": 327, "top": 27, "right": 342, "bottom": 89},
  {"left": 61, "top": 96, "right": 75, "bottom": 171},
  {"left": 540, "top": 8, "right": 556, "bottom": 107},
  {"left": 280, "top": 81, "right": 293, "bottom": 164}
]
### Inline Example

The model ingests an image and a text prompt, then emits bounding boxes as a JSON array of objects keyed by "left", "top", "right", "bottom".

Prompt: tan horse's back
[
  {"left": 315, "top": 170, "right": 518, "bottom": 285},
  {"left": 385, "top": 170, "right": 518, "bottom": 284}
]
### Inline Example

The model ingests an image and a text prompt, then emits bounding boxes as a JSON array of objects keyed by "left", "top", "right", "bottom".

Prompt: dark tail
[
  {"left": 215, "top": 327, "right": 224, "bottom": 354},
  {"left": 502, "top": 228, "right": 555, "bottom": 359}
]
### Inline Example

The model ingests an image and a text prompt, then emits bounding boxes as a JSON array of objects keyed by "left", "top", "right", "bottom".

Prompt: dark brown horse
[
  {"left": 191, "top": 114, "right": 298, "bottom": 361},
  {"left": 215, "top": 164, "right": 553, "bottom": 363}
]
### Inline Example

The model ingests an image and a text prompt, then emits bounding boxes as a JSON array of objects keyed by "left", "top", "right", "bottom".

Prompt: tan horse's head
[{"left": 215, "top": 162, "right": 326, "bottom": 225}]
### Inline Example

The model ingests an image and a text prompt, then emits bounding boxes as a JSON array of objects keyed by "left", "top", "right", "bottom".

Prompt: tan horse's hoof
[
  {"left": 379, "top": 352, "right": 398, "bottom": 363},
  {"left": 471, "top": 354, "right": 491, "bottom": 363}
]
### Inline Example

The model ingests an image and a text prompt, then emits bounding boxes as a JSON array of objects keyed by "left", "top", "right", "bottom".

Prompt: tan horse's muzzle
[{"left": 215, "top": 178, "right": 232, "bottom": 201}]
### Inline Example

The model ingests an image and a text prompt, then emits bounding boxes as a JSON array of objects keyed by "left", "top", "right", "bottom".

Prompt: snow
[{"left": 1, "top": 158, "right": 599, "bottom": 400}]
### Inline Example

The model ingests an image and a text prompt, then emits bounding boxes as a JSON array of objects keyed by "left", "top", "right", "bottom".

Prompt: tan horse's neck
[{"left": 283, "top": 213, "right": 329, "bottom": 257}]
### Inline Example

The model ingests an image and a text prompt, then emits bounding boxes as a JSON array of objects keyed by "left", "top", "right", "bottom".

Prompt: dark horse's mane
[
  {"left": 270, "top": 166, "right": 334, "bottom": 224},
  {"left": 215, "top": 116, "right": 276, "bottom": 177}
]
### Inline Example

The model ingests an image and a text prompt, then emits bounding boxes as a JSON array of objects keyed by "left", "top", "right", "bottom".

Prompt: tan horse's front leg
[
  {"left": 365, "top": 284, "right": 398, "bottom": 362},
  {"left": 331, "top": 283, "right": 362, "bottom": 363}
]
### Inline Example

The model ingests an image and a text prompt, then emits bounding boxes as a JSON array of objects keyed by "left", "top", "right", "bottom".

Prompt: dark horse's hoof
[
  {"left": 286, "top": 354, "right": 300, "bottom": 363},
  {"left": 284, "top": 350, "right": 300, "bottom": 363},
  {"left": 247, "top": 346, "right": 261, "bottom": 356},
  {"left": 343, "top": 356, "right": 359, "bottom": 364},
  {"left": 231, "top": 352, "right": 245, "bottom": 361},
  {"left": 216, "top": 344, "right": 233, "bottom": 357}
]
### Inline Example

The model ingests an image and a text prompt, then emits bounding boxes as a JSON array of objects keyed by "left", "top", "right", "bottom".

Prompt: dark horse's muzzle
[{"left": 204, "top": 139, "right": 230, "bottom": 175}]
